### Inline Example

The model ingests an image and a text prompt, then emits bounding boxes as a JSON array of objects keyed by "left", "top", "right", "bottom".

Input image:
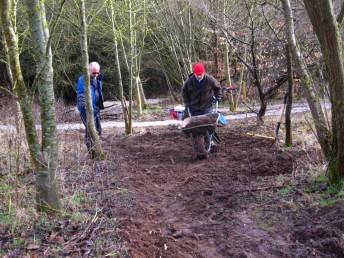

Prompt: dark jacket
[
  {"left": 76, "top": 75, "right": 104, "bottom": 114},
  {"left": 182, "top": 74, "right": 221, "bottom": 113}
]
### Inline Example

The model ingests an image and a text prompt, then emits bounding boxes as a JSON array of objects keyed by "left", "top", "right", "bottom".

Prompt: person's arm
[
  {"left": 98, "top": 77, "right": 105, "bottom": 110},
  {"left": 182, "top": 80, "right": 190, "bottom": 106},
  {"left": 76, "top": 76, "right": 86, "bottom": 111}
]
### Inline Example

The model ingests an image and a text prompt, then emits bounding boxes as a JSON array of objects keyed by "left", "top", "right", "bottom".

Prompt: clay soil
[{"left": 1, "top": 99, "right": 344, "bottom": 257}]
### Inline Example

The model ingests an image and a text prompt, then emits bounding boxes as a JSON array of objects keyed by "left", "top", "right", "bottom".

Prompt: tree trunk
[
  {"left": 79, "top": 0, "right": 104, "bottom": 159},
  {"left": 2, "top": 25, "right": 24, "bottom": 174},
  {"left": 137, "top": 76, "right": 147, "bottom": 109},
  {"left": 285, "top": 44, "right": 293, "bottom": 147},
  {"left": 303, "top": 0, "right": 344, "bottom": 183},
  {"left": 109, "top": 1, "right": 130, "bottom": 133},
  {"left": 281, "top": 0, "right": 331, "bottom": 159},
  {"left": 128, "top": 0, "right": 134, "bottom": 134},
  {"left": 27, "top": 0, "right": 61, "bottom": 211},
  {"left": 133, "top": 11, "right": 142, "bottom": 116},
  {"left": 247, "top": 3, "right": 266, "bottom": 122}
]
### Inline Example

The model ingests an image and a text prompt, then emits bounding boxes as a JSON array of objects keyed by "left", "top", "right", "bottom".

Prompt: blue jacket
[{"left": 77, "top": 75, "right": 104, "bottom": 114}]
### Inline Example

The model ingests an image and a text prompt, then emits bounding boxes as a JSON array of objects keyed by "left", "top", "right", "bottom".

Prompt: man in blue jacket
[{"left": 77, "top": 62, "right": 104, "bottom": 149}]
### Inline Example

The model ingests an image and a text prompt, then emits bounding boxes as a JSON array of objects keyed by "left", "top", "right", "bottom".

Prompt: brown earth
[
  {"left": 94, "top": 121, "right": 343, "bottom": 258},
  {"left": 1, "top": 97, "right": 344, "bottom": 257}
]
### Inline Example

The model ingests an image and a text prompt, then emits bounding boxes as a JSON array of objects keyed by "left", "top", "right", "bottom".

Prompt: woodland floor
[{"left": 1, "top": 98, "right": 344, "bottom": 257}]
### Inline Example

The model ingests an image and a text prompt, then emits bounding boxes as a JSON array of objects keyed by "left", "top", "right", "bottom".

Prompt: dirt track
[{"left": 92, "top": 120, "right": 344, "bottom": 258}]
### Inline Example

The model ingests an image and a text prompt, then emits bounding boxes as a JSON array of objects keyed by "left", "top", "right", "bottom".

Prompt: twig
[
  {"left": 246, "top": 133, "right": 274, "bottom": 140},
  {"left": 242, "top": 101, "right": 258, "bottom": 114},
  {"left": 170, "top": 156, "right": 175, "bottom": 164},
  {"left": 0, "top": 86, "right": 17, "bottom": 99},
  {"left": 179, "top": 174, "right": 198, "bottom": 186}
]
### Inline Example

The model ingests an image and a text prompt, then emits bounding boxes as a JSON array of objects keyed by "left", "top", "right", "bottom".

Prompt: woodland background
[{"left": 2, "top": 0, "right": 344, "bottom": 257}]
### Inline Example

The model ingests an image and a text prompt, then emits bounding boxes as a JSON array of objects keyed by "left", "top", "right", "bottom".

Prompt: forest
[{"left": 1, "top": 0, "right": 344, "bottom": 257}]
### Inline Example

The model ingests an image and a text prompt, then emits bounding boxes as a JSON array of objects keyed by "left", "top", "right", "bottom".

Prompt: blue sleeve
[
  {"left": 99, "top": 79, "right": 103, "bottom": 94},
  {"left": 76, "top": 76, "right": 85, "bottom": 96},
  {"left": 76, "top": 76, "right": 86, "bottom": 112}
]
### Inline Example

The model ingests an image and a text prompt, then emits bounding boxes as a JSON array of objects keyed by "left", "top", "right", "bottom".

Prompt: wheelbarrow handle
[{"left": 186, "top": 100, "right": 218, "bottom": 117}]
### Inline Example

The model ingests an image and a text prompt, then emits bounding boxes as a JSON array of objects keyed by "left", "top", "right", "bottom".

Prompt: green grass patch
[
  {"left": 278, "top": 185, "right": 293, "bottom": 197},
  {"left": 142, "top": 105, "right": 164, "bottom": 115},
  {"left": 71, "top": 190, "right": 87, "bottom": 206},
  {"left": 308, "top": 176, "right": 344, "bottom": 207},
  {"left": 0, "top": 181, "right": 16, "bottom": 225}
]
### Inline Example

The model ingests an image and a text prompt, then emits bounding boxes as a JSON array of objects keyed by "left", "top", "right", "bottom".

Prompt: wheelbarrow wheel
[
  {"left": 204, "top": 130, "right": 220, "bottom": 153},
  {"left": 192, "top": 134, "right": 208, "bottom": 160}
]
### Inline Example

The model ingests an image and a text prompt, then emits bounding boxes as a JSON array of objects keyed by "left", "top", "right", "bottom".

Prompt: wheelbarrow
[{"left": 181, "top": 104, "right": 222, "bottom": 158}]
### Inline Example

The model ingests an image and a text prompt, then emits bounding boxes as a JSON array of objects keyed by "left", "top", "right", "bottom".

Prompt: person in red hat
[
  {"left": 182, "top": 62, "right": 221, "bottom": 116},
  {"left": 182, "top": 62, "right": 222, "bottom": 160}
]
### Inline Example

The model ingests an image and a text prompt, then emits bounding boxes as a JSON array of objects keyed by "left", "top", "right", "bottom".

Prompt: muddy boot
[{"left": 194, "top": 135, "right": 208, "bottom": 160}]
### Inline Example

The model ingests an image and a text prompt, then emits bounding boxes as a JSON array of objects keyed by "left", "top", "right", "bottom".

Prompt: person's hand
[{"left": 228, "top": 87, "right": 237, "bottom": 94}]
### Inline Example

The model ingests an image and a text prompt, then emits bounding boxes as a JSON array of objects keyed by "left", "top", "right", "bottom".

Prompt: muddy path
[
  {"left": 2, "top": 114, "right": 344, "bottom": 257},
  {"left": 99, "top": 121, "right": 344, "bottom": 258}
]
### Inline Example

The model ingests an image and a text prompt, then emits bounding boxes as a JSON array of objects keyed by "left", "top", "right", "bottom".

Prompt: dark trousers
[
  {"left": 190, "top": 108, "right": 213, "bottom": 116},
  {"left": 79, "top": 110, "right": 101, "bottom": 150}
]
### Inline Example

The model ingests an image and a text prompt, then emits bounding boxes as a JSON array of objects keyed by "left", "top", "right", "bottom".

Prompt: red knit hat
[{"left": 193, "top": 63, "right": 205, "bottom": 75}]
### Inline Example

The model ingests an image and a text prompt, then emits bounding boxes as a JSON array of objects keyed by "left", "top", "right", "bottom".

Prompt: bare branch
[{"left": 0, "top": 85, "right": 18, "bottom": 99}]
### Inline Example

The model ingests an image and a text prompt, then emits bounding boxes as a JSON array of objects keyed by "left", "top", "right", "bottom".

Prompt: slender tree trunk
[
  {"left": 2, "top": 25, "right": 24, "bottom": 174},
  {"left": 246, "top": 2, "right": 266, "bottom": 121},
  {"left": 79, "top": 0, "right": 104, "bottom": 158},
  {"left": 128, "top": 0, "right": 134, "bottom": 134},
  {"left": 281, "top": 0, "right": 331, "bottom": 158},
  {"left": 285, "top": 44, "right": 293, "bottom": 147},
  {"left": 137, "top": 0, "right": 147, "bottom": 110},
  {"left": 303, "top": 0, "right": 344, "bottom": 183},
  {"left": 109, "top": 1, "right": 130, "bottom": 133},
  {"left": 138, "top": 76, "right": 147, "bottom": 109},
  {"left": 133, "top": 11, "right": 142, "bottom": 116},
  {"left": 1, "top": 25, "right": 22, "bottom": 134}
]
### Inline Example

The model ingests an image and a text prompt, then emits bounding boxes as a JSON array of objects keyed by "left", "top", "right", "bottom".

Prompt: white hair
[{"left": 89, "top": 62, "right": 100, "bottom": 72}]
